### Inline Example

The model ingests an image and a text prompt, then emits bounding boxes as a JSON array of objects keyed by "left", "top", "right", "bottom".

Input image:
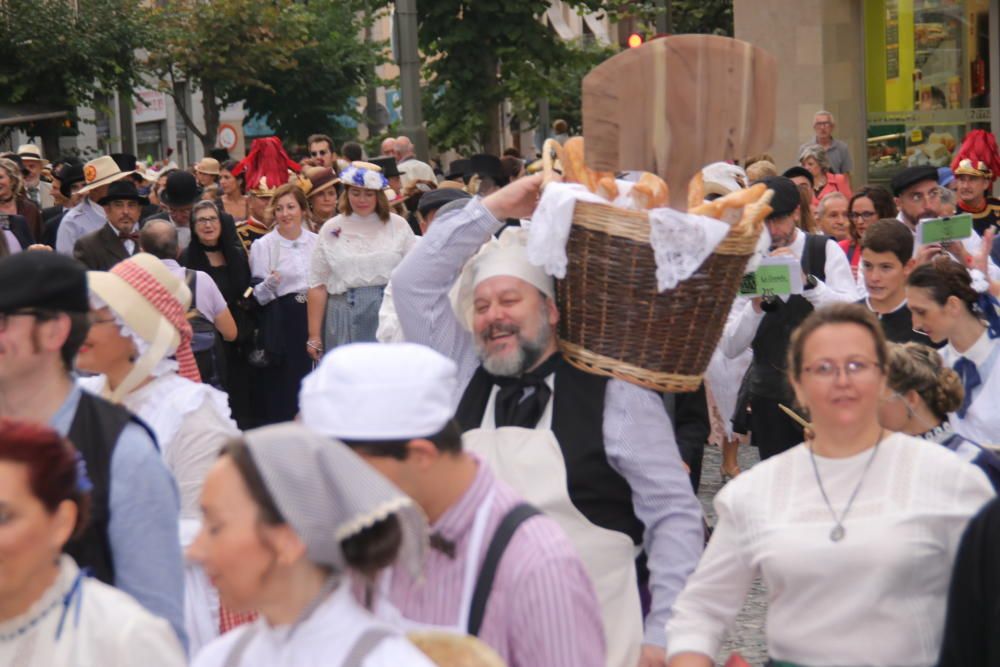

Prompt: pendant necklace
[{"left": 808, "top": 429, "right": 883, "bottom": 542}]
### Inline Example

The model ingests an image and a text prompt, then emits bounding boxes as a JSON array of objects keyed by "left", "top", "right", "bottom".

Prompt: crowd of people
[{"left": 0, "top": 112, "right": 998, "bottom": 667}]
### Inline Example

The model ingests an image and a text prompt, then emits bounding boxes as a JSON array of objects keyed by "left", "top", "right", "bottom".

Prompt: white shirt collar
[
  {"left": 865, "top": 296, "right": 908, "bottom": 315},
  {"left": 788, "top": 228, "right": 805, "bottom": 258},
  {"left": 956, "top": 330, "right": 994, "bottom": 366}
]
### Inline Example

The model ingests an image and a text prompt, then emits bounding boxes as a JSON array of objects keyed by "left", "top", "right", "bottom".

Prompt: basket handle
[{"left": 540, "top": 138, "right": 564, "bottom": 191}]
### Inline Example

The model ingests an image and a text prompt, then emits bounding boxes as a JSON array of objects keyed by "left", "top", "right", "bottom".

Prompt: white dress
[
  {"left": 79, "top": 372, "right": 240, "bottom": 656},
  {"left": 665, "top": 433, "right": 994, "bottom": 666},
  {"left": 192, "top": 581, "right": 436, "bottom": 667},
  {"left": 0, "top": 556, "right": 185, "bottom": 667}
]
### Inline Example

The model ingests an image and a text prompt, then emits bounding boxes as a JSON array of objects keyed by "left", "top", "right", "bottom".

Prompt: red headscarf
[{"left": 232, "top": 137, "right": 301, "bottom": 191}]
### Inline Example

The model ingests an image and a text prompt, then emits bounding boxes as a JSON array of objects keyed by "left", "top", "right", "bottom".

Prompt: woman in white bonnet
[{"left": 188, "top": 422, "right": 435, "bottom": 667}]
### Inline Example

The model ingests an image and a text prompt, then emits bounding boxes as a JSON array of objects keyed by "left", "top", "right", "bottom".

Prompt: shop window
[{"left": 865, "top": 0, "right": 992, "bottom": 185}]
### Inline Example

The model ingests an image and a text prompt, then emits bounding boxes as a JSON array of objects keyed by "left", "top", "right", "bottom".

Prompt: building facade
[{"left": 735, "top": 0, "right": 999, "bottom": 188}]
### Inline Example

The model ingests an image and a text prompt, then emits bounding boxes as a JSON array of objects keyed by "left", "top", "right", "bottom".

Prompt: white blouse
[
  {"left": 0, "top": 557, "right": 185, "bottom": 667},
  {"left": 665, "top": 433, "right": 994, "bottom": 667},
  {"left": 250, "top": 228, "right": 319, "bottom": 305},
  {"left": 308, "top": 212, "right": 416, "bottom": 295},
  {"left": 940, "top": 331, "right": 1000, "bottom": 447},
  {"left": 192, "top": 581, "right": 435, "bottom": 667}
]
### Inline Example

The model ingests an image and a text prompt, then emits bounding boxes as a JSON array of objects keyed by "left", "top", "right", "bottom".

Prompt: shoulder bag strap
[
  {"left": 343, "top": 627, "right": 395, "bottom": 667},
  {"left": 466, "top": 502, "right": 541, "bottom": 637}
]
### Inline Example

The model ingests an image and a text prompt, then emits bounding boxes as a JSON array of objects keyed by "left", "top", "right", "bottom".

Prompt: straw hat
[
  {"left": 16, "top": 144, "right": 47, "bottom": 165},
  {"left": 302, "top": 166, "right": 340, "bottom": 199},
  {"left": 195, "top": 157, "right": 221, "bottom": 176},
  {"left": 407, "top": 632, "right": 506, "bottom": 667},
  {"left": 88, "top": 254, "right": 200, "bottom": 401},
  {"left": 78, "top": 155, "right": 135, "bottom": 195}
]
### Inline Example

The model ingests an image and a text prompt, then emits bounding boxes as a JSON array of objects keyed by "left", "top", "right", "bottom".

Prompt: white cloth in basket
[{"left": 527, "top": 182, "right": 731, "bottom": 291}]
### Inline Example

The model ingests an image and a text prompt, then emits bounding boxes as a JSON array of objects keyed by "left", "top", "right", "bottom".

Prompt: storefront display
[{"left": 865, "top": 0, "right": 992, "bottom": 185}]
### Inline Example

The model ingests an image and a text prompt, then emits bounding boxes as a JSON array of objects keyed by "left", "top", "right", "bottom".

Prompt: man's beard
[{"left": 476, "top": 312, "right": 553, "bottom": 377}]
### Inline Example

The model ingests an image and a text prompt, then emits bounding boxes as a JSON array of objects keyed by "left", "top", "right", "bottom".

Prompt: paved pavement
[{"left": 697, "top": 442, "right": 768, "bottom": 666}]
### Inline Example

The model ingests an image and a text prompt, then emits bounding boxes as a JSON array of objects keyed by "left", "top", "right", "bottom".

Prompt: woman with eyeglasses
[
  {"left": 879, "top": 342, "right": 1000, "bottom": 489},
  {"left": 907, "top": 258, "right": 1000, "bottom": 447},
  {"left": 666, "top": 303, "right": 993, "bottom": 667},
  {"left": 840, "top": 186, "right": 897, "bottom": 280},
  {"left": 182, "top": 200, "right": 254, "bottom": 429},
  {"left": 0, "top": 419, "right": 185, "bottom": 666}
]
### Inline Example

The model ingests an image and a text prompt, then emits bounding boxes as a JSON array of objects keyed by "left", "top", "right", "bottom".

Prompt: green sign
[
  {"left": 739, "top": 260, "right": 800, "bottom": 297},
  {"left": 916, "top": 213, "right": 973, "bottom": 245}
]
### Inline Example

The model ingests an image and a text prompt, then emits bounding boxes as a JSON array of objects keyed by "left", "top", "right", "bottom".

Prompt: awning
[{"left": 0, "top": 105, "right": 69, "bottom": 127}]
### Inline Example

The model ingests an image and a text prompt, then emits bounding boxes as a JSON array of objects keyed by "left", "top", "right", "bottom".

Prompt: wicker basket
[{"left": 542, "top": 145, "right": 762, "bottom": 392}]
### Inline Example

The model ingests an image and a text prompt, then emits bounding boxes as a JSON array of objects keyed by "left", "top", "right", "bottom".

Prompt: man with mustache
[
  {"left": 721, "top": 176, "right": 858, "bottom": 460},
  {"left": 72, "top": 180, "right": 142, "bottom": 271},
  {"left": 392, "top": 173, "right": 704, "bottom": 667}
]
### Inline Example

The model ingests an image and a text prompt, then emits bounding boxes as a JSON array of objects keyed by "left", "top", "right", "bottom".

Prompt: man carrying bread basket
[{"left": 392, "top": 173, "right": 705, "bottom": 667}]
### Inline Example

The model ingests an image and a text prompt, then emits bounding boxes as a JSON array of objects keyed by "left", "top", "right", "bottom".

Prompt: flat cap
[
  {"left": 890, "top": 166, "right": 939, "bottom": 196},
  {"left": 417, "top": 188, "right": 471, "bottom": 217},
  {"left": 761, "top": 176, "right": 801, "bottom": 218},
  {"left": 0, "top": 251, "right": 89, "bottom": 314}
]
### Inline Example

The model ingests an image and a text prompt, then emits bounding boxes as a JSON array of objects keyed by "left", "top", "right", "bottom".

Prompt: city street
[{"left": 698, "top": 442, "right": 768, "bottom": 666}]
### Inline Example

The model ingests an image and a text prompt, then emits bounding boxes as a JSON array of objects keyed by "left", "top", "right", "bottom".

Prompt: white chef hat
[
  {"left": 702, "top": 161, "right": 748, "bottom": 197},
  {"left": 299, "top": 342, "right": 458, "bottom": 440},
  {"left": 449, "top": 227, "right": 555, "bottom": 331}
]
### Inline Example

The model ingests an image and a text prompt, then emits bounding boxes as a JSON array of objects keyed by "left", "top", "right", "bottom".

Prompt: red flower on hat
[{"left": 84, "top": 165, "right": 97, "bottom": 183}]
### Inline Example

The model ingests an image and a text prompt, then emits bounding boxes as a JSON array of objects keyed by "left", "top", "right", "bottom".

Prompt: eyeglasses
[
  {"left": 88, "top": 313, "right": 118, "bottom": 326},
  {"left": 814, "top": 121, "right": 833, "bottom": 127},
  {"left": 194, "top": 216, "right": 220, "bottom": 226},
  {"left": 904, "top": 189, "right": 942, "bottom": 205},
  {"left": 310, "top": 150, "right": 330, "bottom": 157},
  {"left": 847, "top": 210, "right": 879, "bottom": 221},
  {"left": 802, "top": 358, "right": 882, "bottom": 380}
]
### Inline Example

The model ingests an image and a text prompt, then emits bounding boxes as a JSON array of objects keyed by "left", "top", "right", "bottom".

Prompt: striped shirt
[
  {"left": 383, "top": 459, "right": 606, "bottom": 667},
  {"left": 391, "top": 197, "right": 706, "bottom": 648}
]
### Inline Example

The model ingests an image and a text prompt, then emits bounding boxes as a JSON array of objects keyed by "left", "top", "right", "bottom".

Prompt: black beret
[
  {"left": 0, "top": 251, "right": 89, "bottom": 314},
  {"left": 417, "top": 188, "right": 471, "bottom": 217},
  {"left": 781, "top": 165, "right": 814, "bottom": 188},
  {"left": 761, "top": 176, "right": 801, "bottom": 218},
  {"left": 890, "top": 166, "right": 939, "bottom": 196}
]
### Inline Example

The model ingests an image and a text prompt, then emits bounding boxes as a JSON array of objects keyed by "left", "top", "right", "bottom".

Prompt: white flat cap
[{"left": 299, "top": 342, "right": 458, "bottom": 440}]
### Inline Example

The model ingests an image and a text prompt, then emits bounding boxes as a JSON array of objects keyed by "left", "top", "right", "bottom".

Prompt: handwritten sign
[
  {"left": 738, "top": 256, "right": 804, "bottom": 297},
  {"left": 916, "top": 213, "right": 973, "bottom": 245}
]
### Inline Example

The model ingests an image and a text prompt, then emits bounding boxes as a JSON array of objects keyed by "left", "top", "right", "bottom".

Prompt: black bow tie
[
  {"left": 490, "top": 352, "right": 562, "bottom": 429},
  {"left": 429, "top": 532, "right": 456, "bottom": 559}
]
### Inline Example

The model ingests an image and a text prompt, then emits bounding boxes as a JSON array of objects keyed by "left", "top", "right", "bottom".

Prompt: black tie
[{"left": 491, "top": 353, "right": 561, "bottom": 428}]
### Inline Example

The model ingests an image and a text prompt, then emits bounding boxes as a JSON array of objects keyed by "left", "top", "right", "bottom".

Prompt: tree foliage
[
  {"left": 240, "top": 0, "right": 389, "bottom": 147},
  {"left": 414, "top": 1, "right": 664, "bottom": 154},
  {"left": 669, "top": 0, "right": 733, "bottom": 37},
  {"left": 145, "top": 0, "right": 315, "bottom": 151},
  {"left": 0, "top": 0, "right": 153, "bottom": 148}
]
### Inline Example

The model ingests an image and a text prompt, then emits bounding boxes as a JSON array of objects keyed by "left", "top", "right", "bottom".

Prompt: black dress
[{"left": 180, "top": 216, "right": 255, "bottom": 428}]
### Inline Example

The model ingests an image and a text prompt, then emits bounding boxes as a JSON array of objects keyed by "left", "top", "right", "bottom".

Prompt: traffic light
[{"left": 627, "top": 33, "right": 643, "bottom": 49}]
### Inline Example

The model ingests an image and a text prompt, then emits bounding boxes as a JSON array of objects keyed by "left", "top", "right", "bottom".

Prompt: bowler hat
[
  {"left": 0, "top": 251, "right": 89, "bottom": 314},
  {"left": 446, "top": 159, "right": 470, "bottom": 182},
  {"left": 160, "top": 171, "right": 203, "bottom": 207},
  {"left": 469, "top": 154, "right": 504, "bottom": 182},
  {"left": 781, "top": 166, "right": 814, "bottom": 188},
  {"left": 761, "top": 176, "right": 801, "bottom": 218},
  {"left": 57, "top": 163, "right": 86, "bottom": 198},
  {"left": 98, "top": 180, "right": 143, "bottom": 206}
]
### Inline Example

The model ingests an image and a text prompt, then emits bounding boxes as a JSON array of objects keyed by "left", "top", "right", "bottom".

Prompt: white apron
[
  {"left": 464, "top": 426, "right": 643, "bottom": 667},
  {"left": 375, "top": 489, "right": 496, "bottom": 636}
]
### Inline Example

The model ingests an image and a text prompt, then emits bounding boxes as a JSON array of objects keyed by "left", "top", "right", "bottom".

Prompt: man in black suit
[{"left": 72, "top": 180, "right": 142, "bottom": 271}]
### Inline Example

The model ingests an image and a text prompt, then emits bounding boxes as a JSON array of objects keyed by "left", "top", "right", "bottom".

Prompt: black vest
[
  {"left": 750, "top": 234, "right": 829, "bottom": 400},
  {"left": 857, "top": 298, "right": 937, "bottom": 346},
  {"left": 455, "top": 355, "right": 644, "bottom": 544},
  {"left": 65, "top": 390, "right": 157, "bottom": 584}
]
